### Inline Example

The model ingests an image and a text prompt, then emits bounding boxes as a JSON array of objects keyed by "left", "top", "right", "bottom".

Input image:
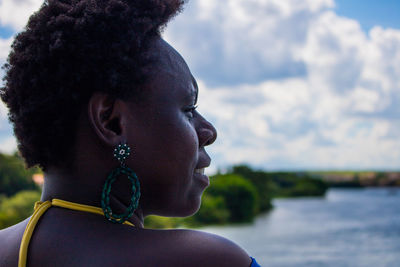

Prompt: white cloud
[
  {"left": 0, "top": 0, "right": 43, "bottom": 30},
  {"left": 0, "top": 36, "right": 12, "bottom": 61},
  {"left": 165, "top": 0, "right": 400, "bottom": 170},
  {"left": 0, "top": 38, "right": 12, "bottom": 136},
  {"left": 165, "top": 0, "right": 335, "bottom": 86},
  {"left": 198, "top": 78, "right": 400, "bottom": 171},
  {"left": 0, "top": 136, "right": 16, "bottom": 154},
  {"left": 349, "top": 87, "right": 380, "bottom": 113},
  {"left": 0, "top": 100, "right": 7, "bottom": 119}
]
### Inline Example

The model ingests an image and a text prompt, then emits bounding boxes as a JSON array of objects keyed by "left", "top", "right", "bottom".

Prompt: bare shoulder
[
  {"left": 0, "top": 218, "right": 29, "bottom": 266},
  {"left": 135, "top": 228, "right": 252, "bottom": 267}
]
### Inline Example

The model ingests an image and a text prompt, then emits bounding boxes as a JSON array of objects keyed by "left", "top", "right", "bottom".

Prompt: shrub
[
  {"left": 190, "top": 194, "right": 230, "bottom": 225},
  {"left": 231, "top": 165, "right": 274, "bottom": 211},
  {"left": 207, "top": 174, "right": 258, "bottom": 223},
  {"left": 0, "top": 153, "right": 40, "bottom": 196},
  {"left": 291, "top": 177, "right": 328, "bottom": 196},
  {"left": 144, "top": 216, "right": 182, "bottom": 229},
  {"left": 0, "top": 190, "right": 41, "bottom": 229}
]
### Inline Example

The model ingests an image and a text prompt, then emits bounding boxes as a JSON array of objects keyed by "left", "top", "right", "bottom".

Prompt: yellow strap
[
  {"left": 18, "top": 199, "right": 134, "bottom": 267},
  {"left": 52, "top": 199, "right": 109, "bottom": 217},
  {"left": 19, "top": 201, "right": 52, "bottom": 267},
  {"left": 51, "top": 199, "right": 134, "bottom": 227}
]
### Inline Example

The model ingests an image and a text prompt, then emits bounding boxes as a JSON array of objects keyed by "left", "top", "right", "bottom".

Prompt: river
[{"left": 202, "top": 188, "right": 400, "bottom": 267}]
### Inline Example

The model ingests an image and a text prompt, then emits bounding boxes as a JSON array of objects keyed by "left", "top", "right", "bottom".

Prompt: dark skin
[{"left": 0, "top": 38, "right": 252, "bottom": 267}]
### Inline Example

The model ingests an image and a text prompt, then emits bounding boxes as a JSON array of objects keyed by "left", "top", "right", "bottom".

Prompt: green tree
[
  {"left": 0, "top": 190, "right": 41, "bottom": 229},
  {"left": 291, "top": 177, "right": 328, "bottom": 196},
  {"left": 144, "top": 215, "right": 182, "bottom": 229},
  {"left": 207, "top": 174, "right": 258, "bottom": 223},
  {"left": 190, "top": 194, "right": 230, "bottom": 225},
  {"left": 231, "top": 165, "right": 275, "bottom": 211},
  {"left": 0, "top": 153, "right": 40, "bottom": 196}
]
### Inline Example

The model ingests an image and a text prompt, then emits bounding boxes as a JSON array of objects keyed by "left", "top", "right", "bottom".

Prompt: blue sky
[
  {"left": 1, "top": 0, "right": 400, "bottom": 171},
  {"left": 0, "top": 25, "right": 13, "bottom": 38},
  {"left": 335, "top": 0, "right": 400, "bottom": 31}
]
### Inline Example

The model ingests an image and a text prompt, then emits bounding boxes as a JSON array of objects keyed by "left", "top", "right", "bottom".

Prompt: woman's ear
[{"left": 88, "top": 92, "right": 128, "bottom": 146}]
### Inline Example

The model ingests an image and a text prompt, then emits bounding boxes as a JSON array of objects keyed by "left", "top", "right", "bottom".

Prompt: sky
[{"left": 0, "top": 0, "right": 399, "bottom": 172}]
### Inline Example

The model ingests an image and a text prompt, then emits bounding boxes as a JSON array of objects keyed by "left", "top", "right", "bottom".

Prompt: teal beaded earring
[{"left": 101, "top": 143, "right": 141, "bottom": 224}]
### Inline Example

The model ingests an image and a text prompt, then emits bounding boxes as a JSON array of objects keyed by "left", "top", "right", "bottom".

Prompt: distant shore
[{"left": 309, "top": 171, "right": 400, "bottom": 187}]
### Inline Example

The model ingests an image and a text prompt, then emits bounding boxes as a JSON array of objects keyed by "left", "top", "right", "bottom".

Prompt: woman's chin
[{"left": 182, "top": 194, "right": 203, "bottom": 216}]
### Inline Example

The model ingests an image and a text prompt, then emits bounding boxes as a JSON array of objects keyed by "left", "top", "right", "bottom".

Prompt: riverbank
[{"left": 310, "top": 171, "right": 400, "bottom": 187}]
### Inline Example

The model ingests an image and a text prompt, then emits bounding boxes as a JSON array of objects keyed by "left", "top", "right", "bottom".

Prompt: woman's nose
[{"left": 197, "top": 114, "right": 217, "bottom": 148}]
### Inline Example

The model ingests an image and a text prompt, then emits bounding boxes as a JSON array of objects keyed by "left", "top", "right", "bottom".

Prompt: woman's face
[{"left": 125, "top": 38, "right": 217, "bottom": 217}]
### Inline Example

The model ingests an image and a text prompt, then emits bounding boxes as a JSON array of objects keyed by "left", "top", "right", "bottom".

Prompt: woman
[{"left": 0, "top": 0, "right": 260, "bottom": 266}]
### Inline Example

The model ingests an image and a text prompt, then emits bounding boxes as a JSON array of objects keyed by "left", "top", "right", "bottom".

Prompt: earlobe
[{"left": 88, "top": 92, "right": 125, "bottom": 146}]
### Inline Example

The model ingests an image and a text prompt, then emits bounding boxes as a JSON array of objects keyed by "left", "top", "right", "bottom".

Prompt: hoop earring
[{"left": 101, "top": 143, "right": 141, "bottom": 224}]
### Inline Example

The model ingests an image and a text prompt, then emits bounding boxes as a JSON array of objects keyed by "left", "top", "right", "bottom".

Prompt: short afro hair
[{"left": 1, "top": 0, "right": 185, "bottom": 170}]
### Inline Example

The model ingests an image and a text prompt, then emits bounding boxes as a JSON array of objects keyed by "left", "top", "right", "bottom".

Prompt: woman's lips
[{"left": 194, "top": 168, "right": 209, "bottom": 186}]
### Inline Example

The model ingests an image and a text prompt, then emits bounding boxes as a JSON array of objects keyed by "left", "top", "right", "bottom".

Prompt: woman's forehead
[
  {"left": 138, "top": 38, "right": 198, "bottom": 105},
  {"left": 152, "top": 38, "right": 192, "bottom": 78},
  {"left": 148, "top": 39, "right": 198, "bottom": 95}
]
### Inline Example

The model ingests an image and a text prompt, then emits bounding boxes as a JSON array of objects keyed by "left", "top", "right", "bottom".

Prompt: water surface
[{"left": 203, "top": 188, "right": 400, "bottom": 267}]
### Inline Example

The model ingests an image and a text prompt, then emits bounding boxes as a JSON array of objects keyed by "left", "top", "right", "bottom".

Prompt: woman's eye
[{"left": 184, "top": 105, "right": 198, "bottom": 119}]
